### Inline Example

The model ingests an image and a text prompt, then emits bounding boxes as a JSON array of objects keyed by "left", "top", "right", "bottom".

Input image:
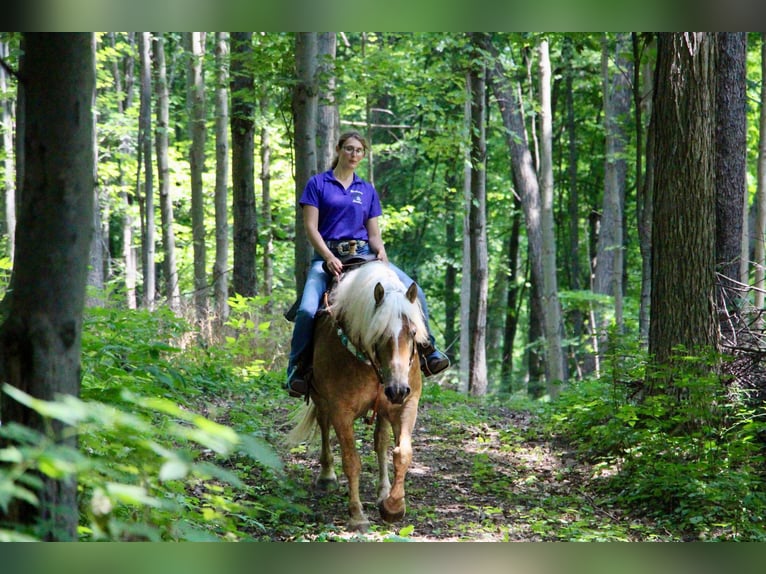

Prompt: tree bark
[
  {"left": 292, "top": 32, "right": 318, "bottom": 297},
  {"left": 153, "top": 33, "right": 181, "bottom": 313},
  {"left": 230, "top": 32, "right": 257, "bottom": 298},
  {"left": 260, "top": 95, "right": 274, "bottom": 310},
  {"left": 714, "top": 32, "right": 748, "bottom": 341},
  {"left": 649, "top": 33, "right": 718, "bottom": 367},
  {"left": 0, "top": 32, "right": 95, "bottom": 541},
  {"left": 1, "top": 39, "right": 16, "bottom": 261},
  {"left": 214, "top": 32, "right": 230, "bottom": 322},
  {"left": 755, "top": 35, "right": 766, "bottom": 316},
  {"left": 316, "top": 32, "right": 339, "bottom": 173},
  {"left": 466, "top": 39, "right": 488, "bottom": 396},
  {"left": 538, "top": 38, "right": 567, "bottom": 396},
  {"left": 138, "top": 32, "right": 155, "bottom": 308},
  {"left": 186, "top": 32, "right": 208, "bottom": 322}
]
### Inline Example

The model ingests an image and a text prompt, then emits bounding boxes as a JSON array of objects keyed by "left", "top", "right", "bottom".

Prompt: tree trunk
[
  {"left": 292, "top": 32, "right": 318, "bottom": 297},
  {"left": 0, "top": 32, "right": 95, "bottom": 541},
  {"left": 538, "top": 38, "right": 567, "bottom": 396},
  {"left": 186, "top": 32, "right": 208, "bottom": 322},
  {"left": 501, "top": 194, "right": 523, "bottom": 391},
  {"left": 466, "top": 41, "right": 488, "bottom": 396},
  {"left": 230, "top": 32, "right": 257, "bottom": 298},
  {"left": 634, "top": 33, "right": 655, "bottom": 345},
  {"left": 153, "top": 33, "right": 181, "bottom": 313},
  {"left": 715, "top": 32, "right": 748, "bottom": 342},
  {"left": 260, "top": 95, "right": 274, "bottom": 310},
  {"left": 214, "top": 32, "right": 230, "bottom": 322},
  {"left": 649, "top": 33, "right": 718, "bottom": 367},
  {"left": 316, "top": 32, "right": 339, "bottom": 173},
  {"left": 87, "top": 33, "right": 104, "bottom": 307},
  {"left": 138, "top": 32, "right": 155, "bottom": 308},
  {"left": 755, "top": 35, "right": 766, "bottom": 316},
  {"left": 1, "top": 39, "right": 16, "bottom": 261},
  {"left": 594, "top": 33, "right": 631, "bottom": 344}
]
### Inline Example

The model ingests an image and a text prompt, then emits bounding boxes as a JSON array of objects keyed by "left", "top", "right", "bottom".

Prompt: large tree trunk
[
  {"left": 649, "top": 33, "right": 718, "bottom": 367},
  {"left": 230, "top": 32, "right": 257, "bottom": 298},
  {"left": 213, "top": 32, "right": 230, "bottom": 322},
  {"left": 538, "top": 38, "right": 567, "bottom": 396},
  {"left": 466, "top": 41, "right": 488, "bottom": 396},
  {"left": 715, "top": 32, "right": 748, "bottom": 343},
  {"left": 186, "top": 32, "right": 208, "bottom": 323},
  {"left": 138, "top": 32, "right": 155, "bottom": 308},
  {"left": 0, "top": 32, "right": 95, "bottom": 541},
  {"left": 153, "top": 33, "right": 181, "bottom": 313},
  {"left": 292, "top": 32, "right": 318, "bottom": 297}
]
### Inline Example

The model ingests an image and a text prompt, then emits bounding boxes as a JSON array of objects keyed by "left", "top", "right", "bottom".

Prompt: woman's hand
[{"left": 325, "top": 254, "right": 343, "bottom": 277}]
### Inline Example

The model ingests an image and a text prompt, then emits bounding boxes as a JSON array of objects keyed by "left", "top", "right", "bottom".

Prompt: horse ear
[
  {"left": 406, "top": 282, "right": 418, "bottom": 304},
  {"left": 374, "top": 282, "right": 385, "bottom": 307}
]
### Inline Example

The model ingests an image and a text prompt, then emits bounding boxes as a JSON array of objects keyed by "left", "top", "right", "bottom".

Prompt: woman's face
[{"left": 337, "top": 137, "right": 366, "bottom": 171}]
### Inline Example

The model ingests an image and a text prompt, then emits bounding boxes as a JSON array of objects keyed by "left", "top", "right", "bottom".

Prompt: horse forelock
[{"left": 330, "top": 262, "right": 428, "bottom": 355}]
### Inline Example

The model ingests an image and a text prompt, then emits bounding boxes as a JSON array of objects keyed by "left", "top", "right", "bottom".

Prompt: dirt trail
[{"left": 277, "top": 398, "right": 661, "bottom": 542}]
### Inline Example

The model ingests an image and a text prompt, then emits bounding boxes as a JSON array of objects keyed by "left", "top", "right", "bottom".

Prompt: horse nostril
[{"left": 385, "top": 384, "right": 411, "bottom": 404}]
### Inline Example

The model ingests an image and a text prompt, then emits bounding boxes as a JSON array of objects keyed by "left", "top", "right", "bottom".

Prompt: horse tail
[{"left": 285, "top": 402, "right": 319, "bottom": 446}]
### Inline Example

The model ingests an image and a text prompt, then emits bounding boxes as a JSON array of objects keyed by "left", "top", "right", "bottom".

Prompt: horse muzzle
[{"left": 384, "top": 382, "right": 411, "bottom": 404}]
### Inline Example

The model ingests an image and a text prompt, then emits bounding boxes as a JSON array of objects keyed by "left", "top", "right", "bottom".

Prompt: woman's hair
[{"left": 331, "top": 131, "right": 368, "bottom": 169}]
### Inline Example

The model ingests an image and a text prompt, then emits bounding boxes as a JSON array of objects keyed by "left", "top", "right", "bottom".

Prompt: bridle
[{"left": 323, "top": 290, "right": 417, "bottom": 425}]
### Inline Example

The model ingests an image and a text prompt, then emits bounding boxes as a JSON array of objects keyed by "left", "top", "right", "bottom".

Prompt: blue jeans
[{"left": 287, "top": 245, "right": 435, "bottom": 375}]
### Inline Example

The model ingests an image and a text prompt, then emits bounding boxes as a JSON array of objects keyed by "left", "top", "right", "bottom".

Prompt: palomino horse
[{"left": 287, "top": 261, "right": 429, "bottom": 532}]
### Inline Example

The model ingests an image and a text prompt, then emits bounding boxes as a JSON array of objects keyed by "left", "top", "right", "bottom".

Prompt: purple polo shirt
[{"left": 299, "top": 170, "right": 383, "bottom": 242}]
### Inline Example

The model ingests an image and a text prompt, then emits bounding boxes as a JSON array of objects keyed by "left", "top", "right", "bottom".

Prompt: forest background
[{"left": 2, "top": 31, "right": 766, "bottom": 545}]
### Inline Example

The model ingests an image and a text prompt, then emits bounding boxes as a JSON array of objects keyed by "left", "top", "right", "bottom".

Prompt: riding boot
[
  {"left": 287, "top": 363, "right": 309, "bottom": 398},
  {"left": 417, "top": 340, "right": 450, "bottom": 377}
]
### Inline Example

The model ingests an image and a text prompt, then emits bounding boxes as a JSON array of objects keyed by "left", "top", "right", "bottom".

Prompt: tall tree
[
  {"left": 213, "top": 32, "right": 230, "bottom": 321},
  {"left": 260, "top": 95, "right": 274, "bottom": 308},
  {"left": 138, "top": 32, "right": 155, "bottom": 308},
  {"left": 316, "top": 32, "right": 339, "bottom": 173},
  {"left": 292, "top": 32, "right": 318, "bottom": 296},
  {"left": 1, "top": 39, "right": 15, "bottom": 261},
  {"left": 230, "top": 32, "right": 257, "bottom": 298},
  {"left": 0, "top": 32, "right": 95, "bottom": 541},
  {"left": 538, "top": 37, "right": 567, "bottom": 396},
  {"left": 153, "top": 33, "right": 181, "bottom": 313},
  {"left": 594, "top": 33, "right": 631, "bottom": 345},
  {"left": 186, "top": 32, "right": 208, "bottom": 321},
  {"left": 649, "top": 33, "right": 719, "bottom": 367},
  {"left": 755, "top": 34, "right": 766, "bottom": 316},
  {"left": 465, "top": 35, "right": 488, "bottom": 396},
  {"left": 714, "top": 32, "right": 748, "bottom": 342}
]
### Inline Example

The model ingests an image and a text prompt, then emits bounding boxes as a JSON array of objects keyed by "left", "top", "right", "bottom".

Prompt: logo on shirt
[{"left": 350, "top": 190, "right": 363, "bottom": 205}]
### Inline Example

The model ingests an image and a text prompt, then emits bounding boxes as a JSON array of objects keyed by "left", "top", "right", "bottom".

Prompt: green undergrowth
[
  {"left": 543, "top": 341, "right": 766, "bottom": 541},
  {"left": 0, "top": 303, "right": 307, "bottom": 541}
]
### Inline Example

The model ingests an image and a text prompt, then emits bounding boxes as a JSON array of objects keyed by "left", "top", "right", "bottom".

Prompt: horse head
[{"left": 373, "top": 281, "right": 420, "bottom": 404}]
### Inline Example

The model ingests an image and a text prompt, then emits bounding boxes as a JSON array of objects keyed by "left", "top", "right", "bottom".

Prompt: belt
[{"left": 326, "top": 239, "right": 367, "bottom": 256}]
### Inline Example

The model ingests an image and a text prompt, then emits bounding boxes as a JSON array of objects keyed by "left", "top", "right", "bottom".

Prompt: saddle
[{"left": 283, "top": 253, "right": 379, "bottom": 322}]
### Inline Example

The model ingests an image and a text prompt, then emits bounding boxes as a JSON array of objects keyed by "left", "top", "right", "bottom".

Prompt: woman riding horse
[{"left": 286, "top": 130, "right": 449, "bottom": 397}]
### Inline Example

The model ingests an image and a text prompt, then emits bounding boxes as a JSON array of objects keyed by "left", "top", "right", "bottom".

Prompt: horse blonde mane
[{"left": 329, "top": 261, "right": 428, "bottom": 356}]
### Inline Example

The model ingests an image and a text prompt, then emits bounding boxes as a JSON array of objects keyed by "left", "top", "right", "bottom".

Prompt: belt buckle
[{"left": 338, "top": 240, "right": 357, "bottom": 256}]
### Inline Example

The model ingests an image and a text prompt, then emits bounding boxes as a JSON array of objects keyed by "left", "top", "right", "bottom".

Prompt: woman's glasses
[{"left": 343, "top": 145, "right": 365, "bottom": 156}]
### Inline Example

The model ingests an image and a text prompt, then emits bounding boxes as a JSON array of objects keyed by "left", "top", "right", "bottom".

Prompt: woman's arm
[
  {"left": 365, "top": 216, "right": 388, "bottom": 263},
  {"left": 303, "top": 204, "right": 343, "bottom": 276}
]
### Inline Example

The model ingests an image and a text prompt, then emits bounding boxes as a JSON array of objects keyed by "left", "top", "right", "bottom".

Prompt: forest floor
[{"left": 264, "top": 388, "right": 676, "bottom": 542}]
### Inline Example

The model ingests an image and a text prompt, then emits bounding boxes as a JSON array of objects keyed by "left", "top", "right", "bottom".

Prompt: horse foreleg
[
  {"left": 315, "top": 410, "right": 338, "bottom": 491},
  {"left": 374, "top": 416, "right": 392, "bottom": 505},
  {"left": 378, "top": 405, "right": 418, "bottom": 523},
  {"left": 334, "top": 419, "right": 370, "bottom": 532}
]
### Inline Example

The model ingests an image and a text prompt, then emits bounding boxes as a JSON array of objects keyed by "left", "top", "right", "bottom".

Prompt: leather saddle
[{"left": 284, "top": 253, "right": 379, "bottom": 322}]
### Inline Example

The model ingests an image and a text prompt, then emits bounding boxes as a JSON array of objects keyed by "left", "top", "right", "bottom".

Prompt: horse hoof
[
  {"left": 378, "top": 500, "right": 406, "bottom": 523},
  {"left": 315, "top": 477, "right": 338, "bottom": 492},
  {"left": 348, "top": 518, "right": 370, "bottom": 532}
]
